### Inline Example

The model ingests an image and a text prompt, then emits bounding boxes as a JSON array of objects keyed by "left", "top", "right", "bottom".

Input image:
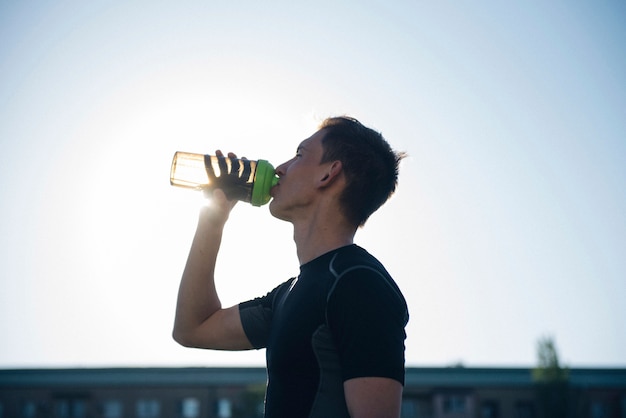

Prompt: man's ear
[{"left": 319, "top": 160, "right": 343, "bottom": 187}]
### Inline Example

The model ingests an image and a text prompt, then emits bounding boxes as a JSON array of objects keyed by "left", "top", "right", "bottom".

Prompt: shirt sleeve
[
  {"left": 238, "top": 279, "right": 293, "bottom": 349},
  {"left": 326, "top": 268, "right": 409, "bottom": 384}
]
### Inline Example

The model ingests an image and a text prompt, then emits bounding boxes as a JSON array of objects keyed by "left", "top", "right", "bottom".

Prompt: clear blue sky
[{"left": 1, "top": 1, "right": 625, "bottom": 368}]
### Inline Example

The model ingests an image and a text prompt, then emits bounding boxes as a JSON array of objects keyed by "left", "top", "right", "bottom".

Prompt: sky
[{"left": 1, "top": 1, "right": 625, "bottom": 369}]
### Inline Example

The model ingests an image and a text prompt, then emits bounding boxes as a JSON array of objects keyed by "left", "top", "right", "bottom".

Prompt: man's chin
[
  {"left": 269, "top": 200, "right": 290, "bottom": 222},
  {"left": 268, "top": 200, "right": 279, "bottom": 217}
]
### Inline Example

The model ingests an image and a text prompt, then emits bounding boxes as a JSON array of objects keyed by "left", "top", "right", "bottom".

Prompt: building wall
[
  {"left": 0, "top": 385, "right": 265, "bottom": 418},
  {"left": 1, "top": 368, "right": 625, "bottom": 418}
]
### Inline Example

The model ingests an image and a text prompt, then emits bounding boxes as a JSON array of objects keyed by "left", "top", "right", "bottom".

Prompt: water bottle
[{"left": 170, "top": 151, "right": 279, "bottom": 206}]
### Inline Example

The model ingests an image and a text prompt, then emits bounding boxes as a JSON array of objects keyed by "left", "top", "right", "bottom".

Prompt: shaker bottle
[{"left": 170, "top": 151, "right": 279, "bottom": 206}]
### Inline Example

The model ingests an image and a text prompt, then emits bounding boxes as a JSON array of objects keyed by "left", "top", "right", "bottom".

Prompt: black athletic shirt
[{"left": 239, "top": 244, "right": 409, "bottom": 417}]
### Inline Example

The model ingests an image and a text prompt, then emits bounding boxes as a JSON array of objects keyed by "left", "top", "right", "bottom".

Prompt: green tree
[{"left": 532, "top": 336, "right": 569, "bottom": 418}]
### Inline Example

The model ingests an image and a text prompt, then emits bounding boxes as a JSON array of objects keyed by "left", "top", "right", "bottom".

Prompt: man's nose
[{"left": 275, "top": 160, "right": 290, "bottom": 177}]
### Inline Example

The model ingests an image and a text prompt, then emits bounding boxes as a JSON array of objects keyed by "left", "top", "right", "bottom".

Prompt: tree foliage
[
  {"left": 533, "top": 335, "right": 569, "bottom": 382},
  {"left": 532, "top": 335, "right": 569, "bottom": 418}
]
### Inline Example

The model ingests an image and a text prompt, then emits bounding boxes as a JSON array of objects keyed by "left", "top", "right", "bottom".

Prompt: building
[{"left": 1, "top": 367, "right": 625, "bottom": 418}]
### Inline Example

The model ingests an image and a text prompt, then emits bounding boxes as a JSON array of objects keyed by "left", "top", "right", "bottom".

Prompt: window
[
  {"left": 55, "top": 399, "right": 87, "bottom": 418},
  {"left": 136, "top": 399, "right": 160, "bottom": 418},
  {"left": 591, "top": 401, "right": 610, "bottom": 418},
  {"left": 402, "top": 397, "right": 433, "bottom": 418},
  {"left": 101, "top": 400, "right": 123, "bottom": 418},
  {"left": 480, "top": 400, "right": 499, "bottom": 418},
  {"left": 443, "top": 395, "right": 467, "bottom": 413},
  {"left": 216, "top": 399, "right": 232, "bottom": 418},
  {"left": 400, "top": 399, "right": 416, "bottom": 418},
  {"left": 515, "top": 402, "right": 535, "bottom": 418},
  {"left": 21, "top": 401, "right": 38, "bottom": 418},
  {"left": 180, "top": 398, "right": 200, "bottom": 418}
]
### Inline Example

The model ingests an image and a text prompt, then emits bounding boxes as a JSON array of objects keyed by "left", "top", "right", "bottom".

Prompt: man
[{"left": 173, "top": 116, "right": 409, "bottom": 417}]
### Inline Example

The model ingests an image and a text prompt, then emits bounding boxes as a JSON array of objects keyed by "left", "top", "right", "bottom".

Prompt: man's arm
[
  {"left": 344, "top": 377, "right": 403, "bottom": 418},
  {"left": 328, "top": 265, "right": 408, "bottom": 418},
  {"left": 172, "top": 188, "right": 252, "bottom": 350}
]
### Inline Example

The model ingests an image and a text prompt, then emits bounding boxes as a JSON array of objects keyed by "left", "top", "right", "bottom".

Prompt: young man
[{"left": 173, "top": 117, "right": 409, "bottom": 417}]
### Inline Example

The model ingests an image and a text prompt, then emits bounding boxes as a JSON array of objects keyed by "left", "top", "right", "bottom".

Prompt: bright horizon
[{"left": 1, "top": 1, "right": 625, "bottom": 369}]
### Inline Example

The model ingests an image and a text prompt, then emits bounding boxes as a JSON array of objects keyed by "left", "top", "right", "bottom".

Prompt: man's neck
[{"left": 292, "top": 213, "right": 356, "bottom": 265}]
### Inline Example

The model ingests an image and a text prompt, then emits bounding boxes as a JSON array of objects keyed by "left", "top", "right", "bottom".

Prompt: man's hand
[
  {"left": 205, "top": 150, "right": 252, "bottom": 202},
  {"left": 200, "top": 150, "right": 242, "bottom": 224}
]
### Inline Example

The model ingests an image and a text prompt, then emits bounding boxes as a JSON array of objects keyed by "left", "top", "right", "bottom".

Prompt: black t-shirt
[{"left": 239, "top": 245, "right": 409, "bottom": 417}]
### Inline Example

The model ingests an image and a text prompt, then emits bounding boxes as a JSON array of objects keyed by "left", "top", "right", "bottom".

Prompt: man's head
[
  {"left": 270, "top": 116, "right": 403, "bottom": 228},
  {"left": 318, "top": 116, "right": 403, "bottom": 227}
]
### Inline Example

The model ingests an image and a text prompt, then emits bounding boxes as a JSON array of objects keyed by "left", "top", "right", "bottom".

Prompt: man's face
[{"left": 269, "top": 129, "right": 329, "bottom": 221}]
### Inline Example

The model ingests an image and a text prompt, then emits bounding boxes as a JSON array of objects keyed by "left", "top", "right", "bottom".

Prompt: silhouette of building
[{"left": 1, "top": 367, "right": 625, "bottom": 417}]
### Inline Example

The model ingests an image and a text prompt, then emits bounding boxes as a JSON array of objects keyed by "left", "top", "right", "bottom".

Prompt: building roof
[{"left": 1, "top": 367, "right": 625, "bottom": 389}]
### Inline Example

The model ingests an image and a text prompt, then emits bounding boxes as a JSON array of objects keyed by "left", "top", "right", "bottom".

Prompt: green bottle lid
[{"left": 251, "top": 160, "right": 279, "bottom": 206}]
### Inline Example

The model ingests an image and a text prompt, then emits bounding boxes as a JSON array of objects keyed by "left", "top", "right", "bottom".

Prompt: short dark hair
[{"left": 319, "top": 116, "right": 404, "bottom": 227}]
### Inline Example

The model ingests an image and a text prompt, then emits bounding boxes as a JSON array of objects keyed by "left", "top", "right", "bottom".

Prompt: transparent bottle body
[{"left": 170, "top": 152, "right": 259, "bottom": 203}]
